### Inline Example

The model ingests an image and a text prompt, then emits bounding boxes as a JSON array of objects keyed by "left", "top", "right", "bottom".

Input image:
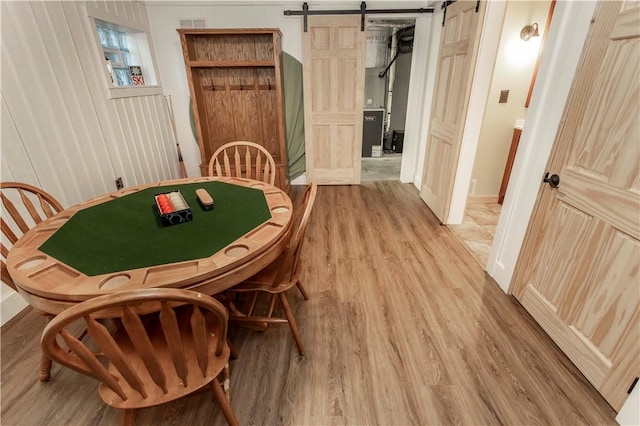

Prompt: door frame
[
  {"left": 484, "top": 1, "right": 597, "bottom": 292},
  {"left": 371, "top": 13, "right": 434, "bottom": 184},
  {"left": 429, "top": 1, "right": 598, "bottom": 293},
  {"left": 292, "top": 12, "right": 433, "bottom": 186},
  {"left": 397, "top": 13, "right": 432, "bottom": 183}
]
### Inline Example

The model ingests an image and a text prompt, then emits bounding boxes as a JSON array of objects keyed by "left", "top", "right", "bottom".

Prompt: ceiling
[{"left": 142, "top": 1, "right": 434, "bottom": 8}]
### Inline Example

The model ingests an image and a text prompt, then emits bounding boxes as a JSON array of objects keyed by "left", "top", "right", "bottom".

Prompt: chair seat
[{"left": 100, "top": 307, "right": 229, "bottom": 410}]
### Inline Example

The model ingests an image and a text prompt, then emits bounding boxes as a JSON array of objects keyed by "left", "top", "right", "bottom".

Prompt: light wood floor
[
  {"left": 450, "top": 203, "right": 501, "bottom": 269},
  {"left": 1, "top": 182, "right": 616, "bottom": 425},
  {"left": 361, "top": 153, "right": 401, "bottom": 181}
]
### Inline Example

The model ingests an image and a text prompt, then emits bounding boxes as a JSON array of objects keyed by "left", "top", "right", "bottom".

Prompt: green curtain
[
  {"left": 282, "top": 52, "right": 306, "bottom": 180},
  {"left": 189, "top": 52, "right": 306, "bottom": 180},
  {"left": 189, "top": 100, "right": 196, "bottom": 144}
]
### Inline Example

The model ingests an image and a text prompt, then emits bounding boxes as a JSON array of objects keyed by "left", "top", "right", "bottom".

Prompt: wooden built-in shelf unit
[{"left": 177, "top": 29, "right": 288, "bottom": 189}]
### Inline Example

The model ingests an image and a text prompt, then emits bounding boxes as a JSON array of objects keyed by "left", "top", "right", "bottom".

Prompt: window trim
[{"left": 85, "top": 5, "right": 163, "bottom": 99}]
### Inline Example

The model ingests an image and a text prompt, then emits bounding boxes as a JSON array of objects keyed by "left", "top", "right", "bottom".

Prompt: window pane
[
  {"left": 122, "top": 51, "right": 131, "bottom": 67},
  {"left": 117, "top": 31, "right": 128, "bottom": 50},
  {"left": 107, "top": 28, "right": 119, "bottom": 49},
  {"left": 97, "top": 25, "right": 110, "bottom": 48},
  {"left": 114, "top": 69, "right": 132, "bottom": 86}
]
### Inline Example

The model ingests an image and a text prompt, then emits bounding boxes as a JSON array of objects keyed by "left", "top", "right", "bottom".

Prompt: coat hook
[
  {"left": 267, "top": 78, "right": 272, "bottom": 90},
  {"left": 211, "top": 80, "right": 215, "bottom": 91}
]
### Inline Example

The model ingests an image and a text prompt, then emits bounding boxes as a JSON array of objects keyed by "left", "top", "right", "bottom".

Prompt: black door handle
[{"left": 544, "top": 172, "right": 560, "bottom": 188}]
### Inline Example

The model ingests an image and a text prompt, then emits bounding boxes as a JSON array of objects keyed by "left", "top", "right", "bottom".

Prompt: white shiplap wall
[{"left": 1, "top": 0, "right": 179, "bottom": 325}]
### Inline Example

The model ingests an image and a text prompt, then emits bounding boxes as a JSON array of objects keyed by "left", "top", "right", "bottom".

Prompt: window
[
  {"left": 97, "top": 21, "right": 135, "bottom": 86},
  {"left": 86, "top": 7, "right": 162, "bottom": 98}
]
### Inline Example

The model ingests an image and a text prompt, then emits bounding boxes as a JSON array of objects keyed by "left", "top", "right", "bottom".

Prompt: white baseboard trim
[
  {"left": 290, "top": 173, "right": 307, "bottom": 185},
  {"left": 1, "top": 291, "right": 29, "bottom": 326},
  {"left": 467, "top": 195, "right": 499, "bottom": 204}
]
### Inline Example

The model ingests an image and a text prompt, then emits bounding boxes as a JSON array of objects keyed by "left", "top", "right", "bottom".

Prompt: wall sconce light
[{"left": 520, "top": 23, "right": 540, "bottom": 41}]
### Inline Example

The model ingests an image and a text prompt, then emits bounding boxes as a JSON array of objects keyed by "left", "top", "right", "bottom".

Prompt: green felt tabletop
[{"left": 38, "top": 181, "right": 272, "bottom": 276}]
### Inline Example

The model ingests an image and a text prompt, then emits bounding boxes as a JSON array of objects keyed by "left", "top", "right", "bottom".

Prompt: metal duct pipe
[{"left": 385, "top": 31, "right": 398, "bottom": 133}]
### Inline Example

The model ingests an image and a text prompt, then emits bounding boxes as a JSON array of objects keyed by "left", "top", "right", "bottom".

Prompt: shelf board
[
  {"left": 178, "top": 28, "right": 280, "bottom": 36},
  {"left": 188, "top": 60, "right": 274, "bottom": 68}
]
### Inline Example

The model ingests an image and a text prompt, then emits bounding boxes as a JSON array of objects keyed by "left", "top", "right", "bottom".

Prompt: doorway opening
[
  {"left": 361, "top": 19, "right": 415, "bottom": 181},
  {"left": 449, "top": 0, "right": 553, "bottom": 269}
]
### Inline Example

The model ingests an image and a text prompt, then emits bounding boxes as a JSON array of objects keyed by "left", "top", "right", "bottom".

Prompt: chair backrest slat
[
  {"left": 215, "top": 158, "right": 223, "bottom": 178},
  {"left": 233, "top": 147, "right": 242, "bottom": 179},
  {"left": 190, "top": 305, "right": 209, "bottom": 376},
  {"left": 60, "top": 329, "right": 128, "bottom": 400},
  {"left": 207, "top": 141, "right": 276, "bottom": 186},
  {"left": 38, "top": 194, "right": 57, "bottom": 218},
  {"left": 122, "top": 306, "right": 168, "bottom": 394},
  {"left": 1, "top": 193, "right": 31, "bottom": 235},
  {"left": 254, "top": 151, "right": 262, "bottom": 182},
  {"left": 223, "top": 151, "right": 232, "bottom": 177},
  {"left": 264, "top": 159, "right": 271, "bottom": 184},
  {"left": 86, "top": 315, "right": 148, "bottom": 398},
  {"left": 1, "top": 182, "right": 64, "bottom": 291},
  {"left": 1, "top": 221, "right": 18, "bottom": 246},
  {"left": 159, "top": 302, "right": 189, "bottom": 386},
  {"left": 18, "top": 189, "right": 47, "bottom": 224}
]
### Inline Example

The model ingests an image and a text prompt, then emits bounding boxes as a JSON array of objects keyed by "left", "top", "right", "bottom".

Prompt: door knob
[{"left": 543, "top": 172, "right": 560, "bottom": 188}]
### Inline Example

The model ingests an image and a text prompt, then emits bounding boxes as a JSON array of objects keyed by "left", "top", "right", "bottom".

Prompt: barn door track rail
[{"left": 284, "top": 2, "right": 434, "bottom": 32}]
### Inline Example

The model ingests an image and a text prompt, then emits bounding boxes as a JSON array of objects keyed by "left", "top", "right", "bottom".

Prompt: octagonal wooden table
[{"left": 6, "top": 176, "right": 293, "bottom": 315}]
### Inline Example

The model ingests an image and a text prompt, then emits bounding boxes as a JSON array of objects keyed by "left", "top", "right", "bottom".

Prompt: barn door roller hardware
[
  {"left": 441, "top": 1, "right": 480, "bottom": 27},
  {"left": 284, "top": 2, "right": 434, "bottom": 32}
]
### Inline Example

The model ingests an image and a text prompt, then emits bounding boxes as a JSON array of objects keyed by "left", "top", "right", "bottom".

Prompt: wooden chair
[
  {"left": 1, "top": 181, "right": 65, "bottom": 381},
  {"left": 227, "top": 183, "right": 317, "bottom": 355},
  {"left": 207, "top": 141, "right": 276, "bottom": 185},
  {"left": 41, "top": 288, "right": 239, "bottom": 426}
]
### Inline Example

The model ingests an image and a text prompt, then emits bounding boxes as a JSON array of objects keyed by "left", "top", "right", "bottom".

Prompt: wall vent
[{"left": 179, "top": 19, "right": 206, "bottom": 29}]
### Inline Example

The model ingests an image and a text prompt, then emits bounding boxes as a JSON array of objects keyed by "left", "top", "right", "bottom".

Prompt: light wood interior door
[
  {"left": 420, "top": 1, "right": 485, "bottom": 222},
  {"left": 512, "top": 1, "right": 640, "bottom": 411},
  {"left": 302, "top": 15, "right": 365, "bottom": 184}
]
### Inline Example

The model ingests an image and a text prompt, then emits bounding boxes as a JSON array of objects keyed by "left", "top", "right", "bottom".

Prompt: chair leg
[
  {"left": 211, "top": 377, "right": 239, "bottom": 426},
  {"left": 223, "top": 362, "right": 231, "bottom": 397},
  {"left": 266, "top": 294, "right": 277, "bottom": 317},
  {"left": 39, "top": 314, "right": 54, "bottom": 382},
  {"left": 227, "top": 337, "right": 238, "bottom": 360},
  {"left": 278, "top": 293, "right": 305, "bottom": 355},
  {"left": 39, "top": 352, "right": 53, "bottom": 382},
  {"left": 296, "top": 279, "right": 309, "bottom": 301},
  {"left": 122, "top": 409, "right": 137, "bottom": 426}
]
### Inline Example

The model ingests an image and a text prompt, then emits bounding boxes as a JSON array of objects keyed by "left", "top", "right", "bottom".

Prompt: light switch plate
[{"left": 499, "top": 90, "right": 509, "bottom": 103}]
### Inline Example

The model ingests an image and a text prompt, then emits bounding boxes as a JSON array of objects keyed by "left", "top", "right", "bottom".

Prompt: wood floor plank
[{"left": 1, "top": 182, "right": 617, "bottom": 425}]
